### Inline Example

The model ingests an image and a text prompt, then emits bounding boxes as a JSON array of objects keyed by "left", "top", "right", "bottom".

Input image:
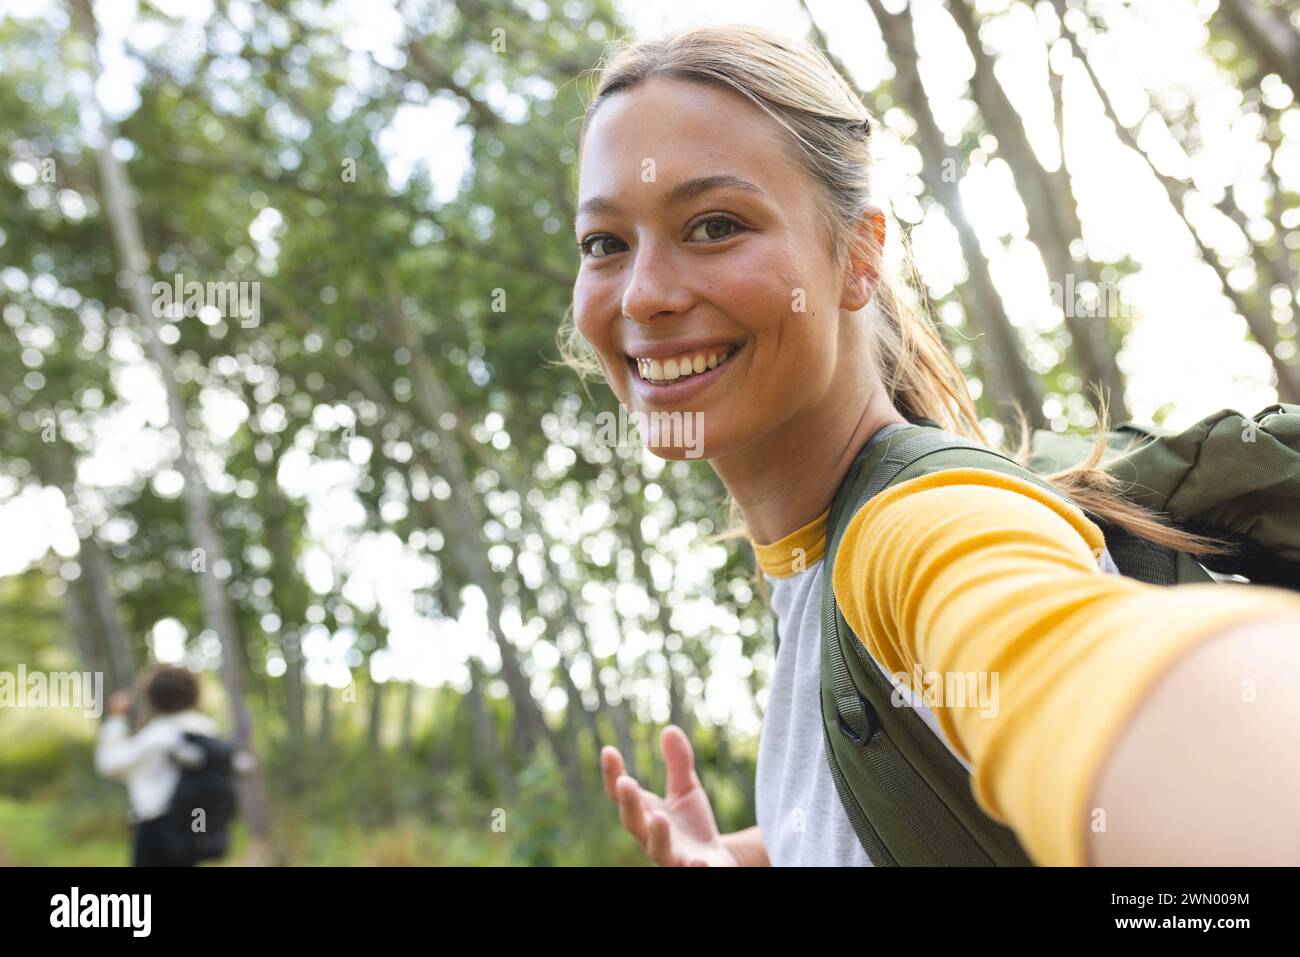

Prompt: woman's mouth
[
  {"left": 628, "top": 345, "right": 740, "bottom": 385},
  {"left": 621, "top": 343, "right": 743, "bottom": 407}
]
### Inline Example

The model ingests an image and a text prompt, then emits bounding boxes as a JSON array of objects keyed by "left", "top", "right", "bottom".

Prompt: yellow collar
[{"left": 751, "top": 509, "right": 830, "bottom": 578}]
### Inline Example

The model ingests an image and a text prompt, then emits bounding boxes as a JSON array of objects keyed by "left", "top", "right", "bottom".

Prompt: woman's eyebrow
[{"left": 574, "top": 174, "right": 768, "bottom": 229}]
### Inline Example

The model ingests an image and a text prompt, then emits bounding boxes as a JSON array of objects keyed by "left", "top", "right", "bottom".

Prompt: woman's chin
[
  {"left": 642, "top": 441, "right": 705, "bottom": 462},
  {"left": 634, "top": 419, "right": 710, "bottom": 461}
]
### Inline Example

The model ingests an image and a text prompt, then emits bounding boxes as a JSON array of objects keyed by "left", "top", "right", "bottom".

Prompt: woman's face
[{"left": 573, "top": 76, "right": 869, "bottom": 462}]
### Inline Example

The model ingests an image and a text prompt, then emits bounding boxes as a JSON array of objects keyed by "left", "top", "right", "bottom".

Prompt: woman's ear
[{"left": 840, "top": 206, "right": 887, "bottom": 311}]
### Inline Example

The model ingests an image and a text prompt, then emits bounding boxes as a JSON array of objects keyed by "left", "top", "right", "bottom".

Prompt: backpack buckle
[{"left": 835, "top": 694, "right": 879, "bottom": 748}]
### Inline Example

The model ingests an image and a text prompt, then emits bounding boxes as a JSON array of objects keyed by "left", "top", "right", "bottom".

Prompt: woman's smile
[{"left": 624, "top": 342, "right": 745, "bottom": 406}]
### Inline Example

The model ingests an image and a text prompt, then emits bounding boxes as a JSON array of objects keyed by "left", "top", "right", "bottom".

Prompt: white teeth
[{"left": 633, "top": 347, "right": 735, "bottom": 384}]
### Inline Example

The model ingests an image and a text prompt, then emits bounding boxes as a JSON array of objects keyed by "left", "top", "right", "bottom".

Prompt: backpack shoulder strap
[
  {"left": 861, "top": 424, "right": 1063, "bottom": 502},
  {"left": 819, "top": 423, "right": 1039, "bottom": 866}
]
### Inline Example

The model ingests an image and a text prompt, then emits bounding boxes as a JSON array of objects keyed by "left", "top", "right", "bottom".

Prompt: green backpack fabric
[{"left": 817, "top": 403, "right": 1300, "bottom": 866}]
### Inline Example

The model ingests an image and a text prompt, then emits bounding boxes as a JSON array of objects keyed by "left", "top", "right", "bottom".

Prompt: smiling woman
[
  {"left": 568, "top": 68, "right": 891, "bottom": 491},
  {"left": 561, "top": 22, "right": 1300, "bottom": 869}
]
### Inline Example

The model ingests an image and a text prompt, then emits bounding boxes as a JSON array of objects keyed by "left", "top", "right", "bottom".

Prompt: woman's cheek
[
  {"left": 571, "top": 281, "right": 597, "bottom": 340},
  {"left": 573, "top": 284, "right": 613, "bottom": 358},
  {"left": 730, "top": 272, "right": 806, "bottom": 351},
  {"left": 577, "top": 270, "right": 647, "bottom": 400},
  {"left": 698, "top": 267, "right": 774, "bottom": 337}
]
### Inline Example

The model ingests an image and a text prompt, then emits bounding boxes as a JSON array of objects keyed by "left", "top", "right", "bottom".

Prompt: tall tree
[
  {"left": 1215, "top": 0, "right": 1300, "bottom": 98},
  {"left": 1053, "top": 0, "right": 1300, "bottom": 402},
  {"left": 945, "top": 0, "right": 1130, "bottom": 421},
  {"left": 69, "top": 0, "right": 273, "bottom": 856},
  {"left": 852, "top": 0, "right": 1048, "bottom": 428},
  {"left": 40, "top": 439, "right": 135, "bottom": 692}
]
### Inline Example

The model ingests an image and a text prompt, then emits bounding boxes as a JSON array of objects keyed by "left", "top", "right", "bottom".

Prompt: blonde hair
[{"left": 560, "top": 23, "right": 1231, "bottom": 583}]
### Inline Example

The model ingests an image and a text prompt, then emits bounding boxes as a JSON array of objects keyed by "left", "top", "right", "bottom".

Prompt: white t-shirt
[{"left": 94, "top": 710, "right": 221, "bottom": 823}]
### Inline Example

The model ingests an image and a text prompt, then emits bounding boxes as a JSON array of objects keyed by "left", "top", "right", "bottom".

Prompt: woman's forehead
[
  {"left": 584, "top": 76, "right": 786, "bottom": 156},
  {"left": 577, "top": 79, "right": 800, "bottom": 211}
]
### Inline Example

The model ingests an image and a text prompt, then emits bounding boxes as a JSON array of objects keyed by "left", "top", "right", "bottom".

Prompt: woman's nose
[{"left": 621, "top": 241, "right": 693, "bottom": 325}]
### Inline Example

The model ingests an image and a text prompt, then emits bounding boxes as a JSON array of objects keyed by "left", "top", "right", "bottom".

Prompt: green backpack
[{"left": 818, "top": 403, "right": 1300, "bottom": 866}]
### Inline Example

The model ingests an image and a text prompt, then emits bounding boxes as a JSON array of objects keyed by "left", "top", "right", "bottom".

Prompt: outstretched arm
[
  {"left": 832, "top": 466, "right": 1300, "bottom": 866},
  {"left": 1088, "top": 613, "right": 1300, "bottom": 865}
]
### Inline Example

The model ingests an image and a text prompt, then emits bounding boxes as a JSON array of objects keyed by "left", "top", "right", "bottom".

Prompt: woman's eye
[
  {"left": 578, "top": 235, "right": 627, "bottom": 259},
  {"left": 578, "top": 217, "right": 743, "bottom": 259},
  {"left": 688, "top": 216, "right": 742, "bottom": 242}
]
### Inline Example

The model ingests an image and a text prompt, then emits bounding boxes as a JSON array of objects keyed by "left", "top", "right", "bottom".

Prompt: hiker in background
[{"left": 96, "top": 664, "right": 235, "bottom": 866}]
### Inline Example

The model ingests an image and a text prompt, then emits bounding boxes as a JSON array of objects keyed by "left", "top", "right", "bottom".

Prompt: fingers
[
  {"left": 602, "top": 746, "right": 658, "bottom": 855},
  {"left": 615, "top": 774, "right": 651, "bottom": 846},
  {"left": 599, "top": 745, "right": 626, "bottom": 801},
  {"left": 646, "top": 811, "right": 681, "bottom": 866},
  {"left": 603, "top": 737, "right": 699, "bottom": 866},
  {"left": 661, "top": 724, "right": 700, "bottom": 800}
]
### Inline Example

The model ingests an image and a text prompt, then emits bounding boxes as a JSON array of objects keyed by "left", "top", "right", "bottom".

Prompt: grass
[
  {"left": 0, "top": 797, "right": 638, "bottom": 865},
  {"left": 0, "top": 796, "right": 126, "bottom": 866},
  {"left": 0, "top": 711, "right": 669, "bottom": 866}
]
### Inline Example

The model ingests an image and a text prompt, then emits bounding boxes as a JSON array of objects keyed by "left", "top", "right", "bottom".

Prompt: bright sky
[{"left": 2, "top": 0, "right": 1297, "bottom": 737}]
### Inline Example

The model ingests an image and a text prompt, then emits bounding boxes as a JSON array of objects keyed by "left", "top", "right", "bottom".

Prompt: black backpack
[{"left": 165, "top": 732, "right": 238, "bottom": 862}]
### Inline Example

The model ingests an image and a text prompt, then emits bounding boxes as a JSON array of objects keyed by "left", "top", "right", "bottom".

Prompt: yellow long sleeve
[{"left": 831, "top": 466, "right": 1300, "bottom": 866}]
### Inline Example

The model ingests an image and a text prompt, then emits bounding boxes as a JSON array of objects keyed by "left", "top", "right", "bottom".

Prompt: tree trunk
[
  {"left": 466, "top": 657, "right": 516, "bottom": 801},
  {"left": 1053, "top": 1, "right": 1300, "bottom": 402},
  {"left": 317, "top": 681, "right": 333, "bottom": 752},
  {"left": 400, "top": 679, "right": 416, "bottom": 757},
  {"left": 432, "top": 690, "right": 456, "bottom": 778},
  {"left": 857, "top": 0, "right": 1048, "bottom": 428},
  {"left": 71, "top": 0, "right": 274, "bottom": 857},
  {"left": 367, "top": 677, "right": 386, "bottom": 752},
  {"left": 946, "top": 0, "right": 1129, "bottom": 420},
  {"left": 1216, "top": 0, "right": 1300, "bottom": 99},
  {"left": 260, "top": 470, "right": 307, "bottom": 762},
  {"left": 76, "top": 522, "right": 134, "bottom": 692},
  {"left": 62, "top": 569, "right": 105, "bottom": 690},
  {"left": 38, "top": 439, "right": 134, "bottom": 692}
]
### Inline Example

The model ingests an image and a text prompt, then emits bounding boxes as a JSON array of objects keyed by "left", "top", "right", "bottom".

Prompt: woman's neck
[{"left": 710, "top": 377, "right": 908, "bottom": 545}]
